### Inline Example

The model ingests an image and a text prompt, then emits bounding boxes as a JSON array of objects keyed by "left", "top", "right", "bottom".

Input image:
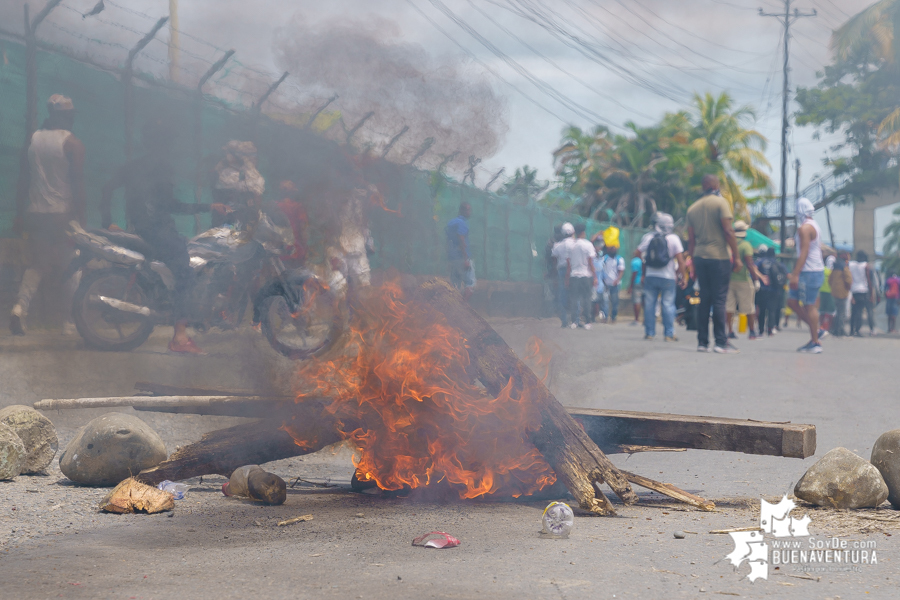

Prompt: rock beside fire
[
  {"left": 0, "top": 423, "right": 27, "bottom": 480},
  {"left": 870, "top": 429, "right": 900, "bottom": 509},
  {"left": 0, "top": 405, "right": 58, "bottom": 474},
  {"left": 794, "top": 447, "right": 888, "bottom": 509},
  {"left": 59, "top": 413, "right": 167, "bottom": 486}
]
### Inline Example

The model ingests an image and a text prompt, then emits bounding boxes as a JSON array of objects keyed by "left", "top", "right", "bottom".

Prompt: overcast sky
[{"left": 2, "top": 0, "right": 871, "bottom": 242}]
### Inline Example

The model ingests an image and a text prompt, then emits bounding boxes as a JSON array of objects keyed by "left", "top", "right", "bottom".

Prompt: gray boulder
[
  {"left": 794, "top": 447, "right": 888, "bottom": 509},
  {"left": 0, "top": 423, "right": 27, "bottom": 480},
  {"left": 0, "top": 405, "right": 58, "bottom": 474},
  {"left": 871, "top": 429, "right": 900, "bottom": 509},
  {"left": 59, "top": 413, "right": 167, "bottom": 486}
]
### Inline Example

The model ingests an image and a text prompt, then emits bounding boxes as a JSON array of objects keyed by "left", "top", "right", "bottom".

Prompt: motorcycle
[{"left": 66, "top": 209, "right": 343, "bottom": 359}]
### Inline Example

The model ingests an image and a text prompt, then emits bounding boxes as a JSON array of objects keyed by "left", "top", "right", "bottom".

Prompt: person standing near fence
[
  {"left": 10, "top": 95, "right": 86, "bottom": 336},
  {"left": 686, "top": 174, "right": 740, "bottom": 353},
  {"left": 599, "top": 243, "right": 625, "bottom": 324},
  {"left": 828, "top": 251, "right": 852, "bottom": 336},
  {"left": 566, "top": 222, "right": 596, "bottom": 330},
  {"left": 446, "top": 202, "right": 476, "bottom": 301},
  {"left": 551, "top": 222, "right": 575, "bottom": 327}
]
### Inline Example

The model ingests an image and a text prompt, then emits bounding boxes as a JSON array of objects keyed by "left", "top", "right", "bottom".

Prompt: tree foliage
[{"left": 539, "top": 91, "right": 770, "bottom": 225}]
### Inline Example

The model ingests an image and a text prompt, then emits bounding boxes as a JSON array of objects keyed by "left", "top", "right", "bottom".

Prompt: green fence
[{"left": 0, "top": 36, "right": 644, "bottom": 285}]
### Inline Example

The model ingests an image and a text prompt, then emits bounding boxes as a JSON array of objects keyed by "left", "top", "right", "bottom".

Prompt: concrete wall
[{"left": 854, "top": 188, "right": 900, "bottom": 258}]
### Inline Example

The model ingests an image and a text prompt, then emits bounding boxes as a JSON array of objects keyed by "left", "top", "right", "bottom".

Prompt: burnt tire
[
  {"left": 260, "top": 280, "right": 343, "bottom": 360},
  {"left": 72, "top": 268, "right": 155, "bottom": 351}
]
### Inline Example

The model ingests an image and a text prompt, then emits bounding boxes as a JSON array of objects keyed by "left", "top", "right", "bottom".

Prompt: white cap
[
  {"left": 561, "top": 222, "right": 575, "bottom": 236},
  {"left": 47, "top": 94, "right": 74, "bottom": 111}
]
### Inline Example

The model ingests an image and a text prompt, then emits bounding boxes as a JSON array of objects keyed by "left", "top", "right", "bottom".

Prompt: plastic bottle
[
  {"left": 157, "top": 480, "right": 188, "bottom": 500},
  {"left": 541, "top": 501, "right": 574, "bottom": 538}
]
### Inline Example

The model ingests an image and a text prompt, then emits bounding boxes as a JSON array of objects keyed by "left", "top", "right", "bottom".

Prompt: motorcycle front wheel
[
  {"left": 260, "top": 279, "right": 343, "bottom": 360},
  {"left": 73, "top": 268, "right": 156, "bottom": 351}
]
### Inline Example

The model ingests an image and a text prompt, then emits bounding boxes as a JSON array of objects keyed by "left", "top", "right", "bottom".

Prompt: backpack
[
  {"left": 644, "top": 232, "right": 670, "bottom": 269},
  {"left": 770, "top": 261, "right": 787, "bottom": 287},
  {"left": 887, "top": 277, "right": 900, "bottom": 300}
]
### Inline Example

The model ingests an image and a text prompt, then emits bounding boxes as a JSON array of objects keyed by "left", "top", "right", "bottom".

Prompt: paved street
[{"left": 0, "top": 316, "right": 898, "bottom": 599}]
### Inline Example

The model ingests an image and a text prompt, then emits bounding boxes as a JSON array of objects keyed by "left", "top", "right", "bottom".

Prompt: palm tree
[
  {"left": 690, "top": 92, "right": 771, "bottom": 219},
  {"left": 832, "top": 0, "right": 899, "bottom": 64},
  {"left": 498, "top": 166, "right": 549, "bottom": 203},
  {"left": 552, "top": 125, "right": 614, "bottom": 209}
]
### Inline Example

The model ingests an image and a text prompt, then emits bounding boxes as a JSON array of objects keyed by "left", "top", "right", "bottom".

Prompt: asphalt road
[{"left": 1, "top": 314, "right": 898, "bottom": 599}]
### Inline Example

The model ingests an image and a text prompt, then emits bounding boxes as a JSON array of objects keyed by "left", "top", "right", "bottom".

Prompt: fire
[{"left": 285, "top": 281, "right": 556, "bottom": 499}]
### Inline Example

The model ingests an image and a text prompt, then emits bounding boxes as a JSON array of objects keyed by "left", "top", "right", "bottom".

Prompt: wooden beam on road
[{"left": 569, "top": 408, "right": 816, "bottom": 459}]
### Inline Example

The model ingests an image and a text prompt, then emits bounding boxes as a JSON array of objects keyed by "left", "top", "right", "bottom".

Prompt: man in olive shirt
[{"left": 687, "top": 174, "right": 740, "bottom": 353}]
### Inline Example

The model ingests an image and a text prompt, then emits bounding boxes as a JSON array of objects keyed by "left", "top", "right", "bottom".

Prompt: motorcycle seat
[{"left": 88, "top": 229, "right": 154, "bottom": 258}]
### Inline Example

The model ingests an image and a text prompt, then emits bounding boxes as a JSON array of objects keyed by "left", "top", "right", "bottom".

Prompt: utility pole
[{"left": 760, "top": 0, "right": 816, "bottom": 252}]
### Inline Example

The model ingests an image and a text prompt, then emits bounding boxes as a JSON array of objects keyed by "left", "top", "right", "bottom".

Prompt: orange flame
[{"left": 285, "top": 281, "right": 555, "bottom": 499}]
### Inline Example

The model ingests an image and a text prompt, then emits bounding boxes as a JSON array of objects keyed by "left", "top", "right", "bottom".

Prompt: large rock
[
  {"left": 0, "top": 405, "right": 58, "bottom": 474},
  {"left": 794, "top": 447, "right": 888, "bottom": 509},
  {"left": 59, "top": 413, "right": 167, "bottom": 486},
  {"left": 0, "top": 423, "right": 27, "bottom": 480},
  {"left": 871, "top": 429, "right": 900, "bottom": 509}
]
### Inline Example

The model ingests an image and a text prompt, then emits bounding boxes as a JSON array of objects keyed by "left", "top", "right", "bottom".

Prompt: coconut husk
[{"left": 100, "top": 477, "right": 175, "bottom": 514}]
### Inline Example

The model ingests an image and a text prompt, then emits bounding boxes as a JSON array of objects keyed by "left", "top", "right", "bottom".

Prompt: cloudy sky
[{"left": 2, "top": 0, "right": 870, "bottom": 243}]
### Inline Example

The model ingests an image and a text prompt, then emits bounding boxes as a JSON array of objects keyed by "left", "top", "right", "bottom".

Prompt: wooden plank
[
  {"left": 570, "top": 408, "right": 816, "bottom": 459},
  {"left": 134, "top": 382, "right": 271, "bottom": 398},
  {"left": 620, "top": 470, "right": 715, "bottom": 511},
  {"left": 35, "top": 396, "right": 278, "bottom": 411}
]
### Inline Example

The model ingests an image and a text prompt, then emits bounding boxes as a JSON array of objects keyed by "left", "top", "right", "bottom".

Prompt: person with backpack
[
  {"left": 637, "top": 212, "right": 686, "bottom": 341},
  {"left": 849, "top": 250, "right": 876, "bottom": 336},
  {"left": 884, "top": 271, "right": 900, "bottom": 333}
]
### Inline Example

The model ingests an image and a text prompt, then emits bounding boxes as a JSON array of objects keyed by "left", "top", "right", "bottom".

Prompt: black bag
[
  {"left": 771, "top": 261, "right": 787, "bottom": 287},
  {"left": 644, "top": 232, "right": 670, "bottom": 269}
]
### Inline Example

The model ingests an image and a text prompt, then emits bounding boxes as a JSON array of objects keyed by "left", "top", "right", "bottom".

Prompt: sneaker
[
  {"left": 630, "top": 321, "right": 640, "bottom": 326},
  {"left": 727, "top": 332, "right": 737, "bottom": 340},
  {"left": 818, "top": 329, "right": 829, "bottom": 339},
  {"left": 665, "top": 335, "right": 678, "bottom": 342},
  {"left": 797, "top": 341, "right": 814, "bottom": 353},
  {"left": 748, "top": 332, "right": 758, "bottom": 340},
  {"left": 808, "top": 343, "right": 823, "bottom": 354},
  {"left": 569, "top": 323, "right": 578, "bottom": 329},
  {"left": 714, "top": 344, "right": 740, "bottom": 354},
  {"left": 584, "top": 323, "right": 592, "bottom": 330},
  {"left": 697, "top": 345, "right": 709, "bottom": 352},
  {"left": 644, "top": 334, "right": 654, "bottom": 340}
]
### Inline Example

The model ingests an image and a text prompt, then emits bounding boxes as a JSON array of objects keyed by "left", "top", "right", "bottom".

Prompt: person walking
[
  {"left": 849, "top": 250, "right": 876, "bottom": 336},
  {"left": 828, "top": 251, "right": 852, "bottom": 336},
  {"left": 599, "top": 243, "right": 625, "bottom": 323},
  {"left": 10, "top": 95, "right": 86, "bottom": 336},
  {"left": 551, "top": 222, "right": 575, "bottom": 327},
  {"left": 566, "top": 222, "right": 597, "bottom": 330},
  {"left": 686, "top": 174, "right": 741, "bottom": 353},
  {"left": 817, "top": 255, "right": 836, "bottom": 338},
  {"left": 628, "top": 249, "right": 643, "bottom": 327},
  {"left": 787, "top": 197, "right": 826, "bottom": 353},
  {"left": 637, "top": 212, "right": 686, "bottom": 341},
  {"left": 446, "top": 202, "right": 476, "bottom": 301},
  {"left": 726, "top": 221, "right": 768, "bottom": 341}
]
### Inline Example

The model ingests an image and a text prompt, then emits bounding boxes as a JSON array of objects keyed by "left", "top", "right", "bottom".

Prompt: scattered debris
[
  {"left": 541, "top": 502, "right": 574, "bottom": 538},
  {"left": 277, "top": 514, "right": 313, "bottom": 526},
  {"left": 412, "top": 532, "right": 460, "bottom": 549},
  {"left": 870, "top": 429, "right": 900, "bottom": 509},
  {"left": 157, "top": 481, "right": 188, "bottom": 500},
  {"left": 0, "top": 423, "right": 26, "bottom": 480},
  {"left": 223, "top": 465, "right": 286, "bottom": 505},
  {"left": 100, "top": 478, "right": 175, "bottom": 514},
  {"left": 710, "top": 527, "right": 761, "bottom": 534},
  {"left": 59, "top": 413, "right": 167, "bottom": 486},
  {"left": 0, "top": 405, "right": 58, "bottom": 474},
  {"left": 794, "top": 447, "right": 888, "bottom": 509}
]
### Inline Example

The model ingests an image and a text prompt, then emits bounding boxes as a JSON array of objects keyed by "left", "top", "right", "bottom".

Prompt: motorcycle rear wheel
[
  {"left": 260, "top": 280, "right": 343, "bottom": 360},
  {"left": 73, "top": 268, "right": 155, "bottom": 351}
]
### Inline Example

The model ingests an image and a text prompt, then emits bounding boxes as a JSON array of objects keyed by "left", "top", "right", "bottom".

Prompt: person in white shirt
[
  {"left": 566, "top": 222, "right": 597, "bottom": 329},
  {"left": 849, "top": 250, "right": 876, "bottom": 336},
  {"left": 599, "top": 244, "right": 625, "bottom": 323},
  {"left": 551, "top": 222, "right": 575, "bottom": 327},
  {"left": 787, "top": 197, "right": 826, "bottom": 353},
  {"left": 637, "top": 212, "right": 687, "bottom": 341}
]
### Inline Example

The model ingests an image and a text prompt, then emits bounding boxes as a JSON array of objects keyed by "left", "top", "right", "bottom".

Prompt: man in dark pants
[
  {"left": 101, "top": 118, "right": 214, "bottom": 354},
  {"left": 687, "top": 174, "right": 740, "bottom": 353}
]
